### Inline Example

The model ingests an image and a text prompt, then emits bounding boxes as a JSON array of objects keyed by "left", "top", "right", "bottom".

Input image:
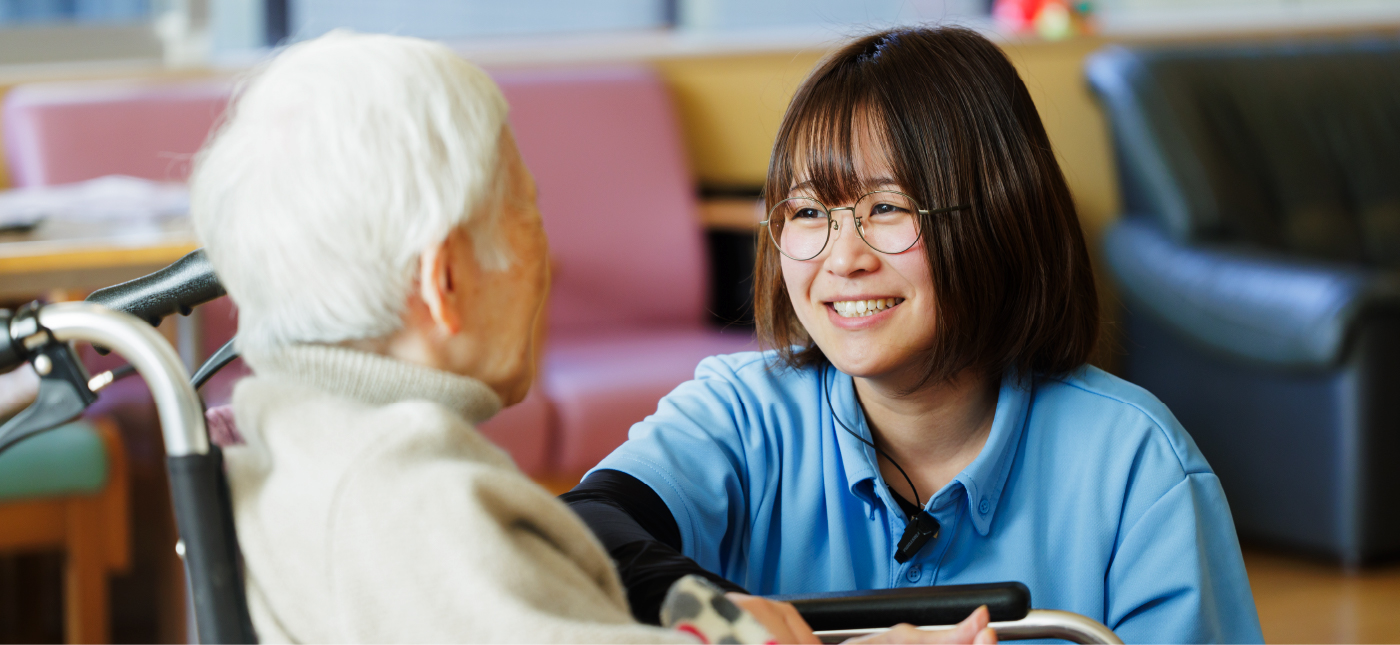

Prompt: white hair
[{"left": 190, "top": 30, "right": 510, "bottom": 358}]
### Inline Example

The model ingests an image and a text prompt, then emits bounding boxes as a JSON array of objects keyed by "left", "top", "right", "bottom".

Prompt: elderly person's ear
[{"left": 416, "top": 228, "right": 472, "bottom": 336}]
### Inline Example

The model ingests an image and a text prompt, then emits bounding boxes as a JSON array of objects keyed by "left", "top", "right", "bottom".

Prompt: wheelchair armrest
[
  {"left": 1104, "top": 217, "right": 1400, "bottom": 367},
  {"left": 771, "top": 582, "right": 1030, "bottom": 631}
]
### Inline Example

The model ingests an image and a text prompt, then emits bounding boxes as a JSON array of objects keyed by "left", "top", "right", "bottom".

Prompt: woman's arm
[{"left": 562, "top": 469, "right": 747, "bottom": 624}]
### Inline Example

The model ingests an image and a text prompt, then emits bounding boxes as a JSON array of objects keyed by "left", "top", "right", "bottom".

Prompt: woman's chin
[{"left": 823, "top": 351, "right": 903, "bottom": 381}]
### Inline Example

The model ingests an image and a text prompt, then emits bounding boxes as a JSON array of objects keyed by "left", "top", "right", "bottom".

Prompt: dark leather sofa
[{"left": 1086, "top": 38, "right": 1400, "bottom": 565}]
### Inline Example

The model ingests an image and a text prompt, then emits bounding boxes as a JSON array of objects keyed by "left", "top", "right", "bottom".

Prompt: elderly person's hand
[
  {"left": 846, "top": 607, "right": 997, "bottom": 644},
  {"left": 724, "top": 593, "right": 822, "bottom": 644},
  {"left": 0, "top": 366, "right": 39, "bottom": 425},
  {"left": 725, "top": 594, "right": 996, "bottom": 645}
]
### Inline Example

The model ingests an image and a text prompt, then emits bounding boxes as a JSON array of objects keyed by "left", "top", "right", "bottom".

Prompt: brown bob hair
[{"left": 756, "top": 25, "right": 1098, "bottom": 384}]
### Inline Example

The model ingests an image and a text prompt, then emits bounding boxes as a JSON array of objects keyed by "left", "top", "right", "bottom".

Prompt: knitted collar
[{"left": 240, "top": 344, "right": 503, "bottom": 426}]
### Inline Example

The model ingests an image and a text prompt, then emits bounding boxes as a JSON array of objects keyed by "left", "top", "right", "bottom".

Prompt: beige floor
[{"left": 1245, "top": 548, "right": 1400, "bottom": 644}]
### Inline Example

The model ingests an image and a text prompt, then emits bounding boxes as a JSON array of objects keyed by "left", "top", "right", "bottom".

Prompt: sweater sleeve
[{"left": 328, "top": 438, "right": 695, "bottom": 644}]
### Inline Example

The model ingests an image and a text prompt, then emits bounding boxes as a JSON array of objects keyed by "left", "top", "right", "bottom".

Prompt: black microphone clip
[{"left": 894, "top": 509, "right": 940, "bottom": 563}]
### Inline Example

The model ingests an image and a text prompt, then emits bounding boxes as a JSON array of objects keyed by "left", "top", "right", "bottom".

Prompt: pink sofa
[
  {"left": 2, "top": 67, "right": 753, "bottom": 478},
  {"left": 496, "top": 68, "right": 753, "bottom": 474},
  {"left": 3, "top": 79, "right": 231, "bottom": 187}
]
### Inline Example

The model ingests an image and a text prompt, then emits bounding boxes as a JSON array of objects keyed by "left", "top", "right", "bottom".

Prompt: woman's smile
[{"left": 824, "top": 296, "right": 906, "bottom": 330}]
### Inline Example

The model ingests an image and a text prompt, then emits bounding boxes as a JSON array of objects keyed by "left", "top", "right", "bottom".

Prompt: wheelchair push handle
[
  {"left": 27, "top": 302, "right": 253, "bottom": 643},
  {"left": 86, "top": 248, "right": 225, "bottom": 327}
]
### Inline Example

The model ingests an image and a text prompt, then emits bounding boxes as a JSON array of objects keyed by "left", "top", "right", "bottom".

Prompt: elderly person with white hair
[
  {"left": 191, "top": 30, "right": 997, "bottom": 644},
  {"left": 193, "top": 32, "right": 696, "bottom": 644}
]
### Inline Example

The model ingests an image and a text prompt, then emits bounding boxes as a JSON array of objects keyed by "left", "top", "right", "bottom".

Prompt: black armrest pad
[
  {"left": 771, "top": 583, "right": 1030, "bottom": 631},
  {"left": 1104, "top": 218, "right": 1400, "bottom": 367}
]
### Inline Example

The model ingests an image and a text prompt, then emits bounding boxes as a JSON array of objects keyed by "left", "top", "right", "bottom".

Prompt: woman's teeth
[{"left": 832, "top": 298, "right": 903, "bottom": 318}]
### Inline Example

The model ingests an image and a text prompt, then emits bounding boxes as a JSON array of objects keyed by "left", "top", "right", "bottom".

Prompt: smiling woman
[{"left": 566, "top": 25, "right": 1264, "bottom": 645}]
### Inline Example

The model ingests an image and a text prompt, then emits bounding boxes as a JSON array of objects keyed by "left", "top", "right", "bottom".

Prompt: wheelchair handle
[
  {"left": 36, "top": 302, "right": 253, "bottom": 643},
  {"left": 38, "top": 302, "right": 206, "bottom": 456},
  {"left": 86, "top": 249, "right": 225, "bottom": 327}
]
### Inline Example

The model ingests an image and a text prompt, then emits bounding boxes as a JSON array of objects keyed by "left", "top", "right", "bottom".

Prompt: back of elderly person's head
[{"left": 191, "top": 31, "right": 510, "bottom": 358}]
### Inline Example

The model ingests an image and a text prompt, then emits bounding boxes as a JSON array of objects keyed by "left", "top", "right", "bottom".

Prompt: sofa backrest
[
  {"left": 2, "top": 66, "right": 709, "bottom": 339},
  {"left": 3, "top": 78, "right": 232, "bottom": 187},
  {"left": 496, "top": 67, "right": 708, "bottom": 335},
  {"left": 1085, "top": 39, "right": 1400, "bottom": 266}
]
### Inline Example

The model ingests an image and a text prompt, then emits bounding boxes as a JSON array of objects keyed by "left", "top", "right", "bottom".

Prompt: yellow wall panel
[{"left": 655, "top": 51, "right": 824, "bottom": 190}]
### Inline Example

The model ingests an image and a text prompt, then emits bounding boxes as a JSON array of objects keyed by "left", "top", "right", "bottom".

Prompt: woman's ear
[{"left": 418, "top": 236, "right": 463, "bottom": 335}]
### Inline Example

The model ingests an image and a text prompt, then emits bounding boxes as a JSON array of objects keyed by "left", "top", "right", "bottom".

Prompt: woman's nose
[{"left": 824, "top": 211, "right": 880, "bottom": 276}]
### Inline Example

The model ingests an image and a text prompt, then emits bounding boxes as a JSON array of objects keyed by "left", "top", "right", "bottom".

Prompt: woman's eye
[
  {"left": 793, "top": 208, "right": 825, "bottom": 219},
  {"left": 872, "top": 202, "right": 905, "bottom": 215}
]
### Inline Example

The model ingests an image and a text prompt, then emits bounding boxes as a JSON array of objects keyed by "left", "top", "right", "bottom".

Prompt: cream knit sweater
[{"left": 225, "top": 345, "right": 690, "bottom": 643}]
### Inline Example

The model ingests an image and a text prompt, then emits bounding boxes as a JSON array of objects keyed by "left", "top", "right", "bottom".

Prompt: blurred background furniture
[
  {"left": 1, "top": 67, "right": 754, "bottom": 482},
  {"left": 0, "top": 419, "right": 129, "bottom": 643},
  {"left": 1088, "top": 38, "right": 1400, "bottom": 565},
  {"left": 496, "top": 67, "right": 754, "bottom": 476}
]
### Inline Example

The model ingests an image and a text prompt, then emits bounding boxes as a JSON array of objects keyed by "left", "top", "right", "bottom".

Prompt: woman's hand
[
  {"left": 724, "top": 592, "right": 821, "bottom": 644},
  {"left": 846, "top": 606, "right": 997, "bottom": 644}
]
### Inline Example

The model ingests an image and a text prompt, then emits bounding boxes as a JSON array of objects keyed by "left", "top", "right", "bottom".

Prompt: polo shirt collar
[{"left": 826, "top": 366, "right": 1032, "bottom": 536}]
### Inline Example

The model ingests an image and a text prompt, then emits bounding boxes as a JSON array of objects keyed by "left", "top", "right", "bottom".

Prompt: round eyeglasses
[{"left": 761, "top": 191, "right": 969, "bottom": 261}]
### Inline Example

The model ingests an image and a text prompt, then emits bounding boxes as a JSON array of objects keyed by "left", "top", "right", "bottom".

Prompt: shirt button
[
  {"left": 905, "top": 565, "right": 922, "bottom": 582},
  {"left": 979, "top": 499, "right": 990, "bottom": 514}
]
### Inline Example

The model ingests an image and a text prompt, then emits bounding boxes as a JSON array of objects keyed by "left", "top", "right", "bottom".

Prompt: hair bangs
[{"left": 769, "top": 74, "right": 902, "bottom": 210}]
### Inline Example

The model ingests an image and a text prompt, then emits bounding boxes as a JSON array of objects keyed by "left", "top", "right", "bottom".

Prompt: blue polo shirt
[{"left": 591, "top": 351, "right": 1263, "bottom": 644}]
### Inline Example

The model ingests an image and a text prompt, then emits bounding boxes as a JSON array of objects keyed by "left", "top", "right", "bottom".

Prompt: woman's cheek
[{"left": 779, "top": 259, "right": 819, "bottom": 327}]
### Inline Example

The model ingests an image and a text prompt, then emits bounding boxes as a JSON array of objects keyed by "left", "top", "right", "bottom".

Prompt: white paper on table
[{"left": 0, "top": 175, "right": 190, "bottom": 230}]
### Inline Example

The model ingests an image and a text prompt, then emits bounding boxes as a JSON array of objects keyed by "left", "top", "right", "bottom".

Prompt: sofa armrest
[{"left": 1103, "top": 217, "right": 1400, "bottom": 368}]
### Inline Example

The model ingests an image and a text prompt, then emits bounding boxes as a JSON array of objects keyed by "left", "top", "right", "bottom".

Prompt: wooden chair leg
[
  {"left": 64, "top": 497, "right": 108, "bottom": 644},
  {"left": 62, "top": 420, "right": 129, "bottom": 644}
]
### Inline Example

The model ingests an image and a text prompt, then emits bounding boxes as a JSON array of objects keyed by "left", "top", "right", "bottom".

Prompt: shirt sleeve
[
  {"left": 590, "top": 355, "right": 773, "bottom": 578},
  {"left": 1106, "top": 472, "right": 1265, "bottom": 644},
  {"left": 562, "top": 469, "right": 748, "bottom": 625}
]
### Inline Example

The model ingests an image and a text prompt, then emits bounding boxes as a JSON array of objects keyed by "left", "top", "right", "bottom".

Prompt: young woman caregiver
[{"left": 564, "top": 25, "right": 1263, "bottom": 644}]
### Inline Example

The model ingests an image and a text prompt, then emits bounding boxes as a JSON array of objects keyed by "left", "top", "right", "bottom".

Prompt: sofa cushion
[
  {"left": 0, "top": 421, "right": 107, "bottom": 501},
  {"left": 476, "top": 387, "right": 554, "bottom": 477},
  {"left": 544, "top": 328, "right": 755, "bottom": 474}
]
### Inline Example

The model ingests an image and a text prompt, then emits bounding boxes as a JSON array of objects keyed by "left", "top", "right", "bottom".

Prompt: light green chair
[{"left": 0, "top": 418, "right": 129, "bottom": 644}]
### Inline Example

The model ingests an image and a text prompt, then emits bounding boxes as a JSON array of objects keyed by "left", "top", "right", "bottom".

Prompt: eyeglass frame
[{"left": 759, "top": 190, "right": 970, "bottom": 261}]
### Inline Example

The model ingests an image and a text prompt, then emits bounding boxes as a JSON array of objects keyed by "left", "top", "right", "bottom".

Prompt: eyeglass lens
[{"left": 768, "top": 191, "right": 922, "bottom": 260}]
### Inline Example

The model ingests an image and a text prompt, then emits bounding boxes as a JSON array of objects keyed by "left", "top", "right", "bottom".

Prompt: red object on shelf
[{"left": 993, "top": 0, "right": 1041, "bottom": 31}]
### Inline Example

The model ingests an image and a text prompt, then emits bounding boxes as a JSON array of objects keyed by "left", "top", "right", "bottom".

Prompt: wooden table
[
  {"left": 0, "top": 216, "right": 203, "bottom": 368},
  {"left": 0, "top": 217, "right": 196, "bottom": 301}
]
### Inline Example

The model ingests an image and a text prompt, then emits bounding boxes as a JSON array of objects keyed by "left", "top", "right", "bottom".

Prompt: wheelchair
[{"left": 0, "top": 251, "right": 1121, "bottom": 644}]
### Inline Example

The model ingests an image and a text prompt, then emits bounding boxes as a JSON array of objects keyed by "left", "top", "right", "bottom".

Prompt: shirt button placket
[{"left": 905, "top": 564, "right": 923, "bottom": 583}]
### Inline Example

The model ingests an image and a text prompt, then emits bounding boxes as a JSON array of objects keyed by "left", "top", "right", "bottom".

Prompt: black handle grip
[
  {"left": 0, "top": 309, "right": 20, "bottom": 373},
  {"left": 773, "top": 582, "right": 1031, "bottom": 631},
  {"left": 87, "top": 249, "right": 225, "bottom": 326},
  {"left": 168, "top": 449, "right": 256, "bottom": 644}
]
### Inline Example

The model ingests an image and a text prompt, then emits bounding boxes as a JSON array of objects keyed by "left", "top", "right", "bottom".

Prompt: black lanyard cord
[
  {"left": 823, "top": 364, "right": 941, "bottom": 563},
  {"left": 823, "top": 362, "right": 922, "bottom": 508}
]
